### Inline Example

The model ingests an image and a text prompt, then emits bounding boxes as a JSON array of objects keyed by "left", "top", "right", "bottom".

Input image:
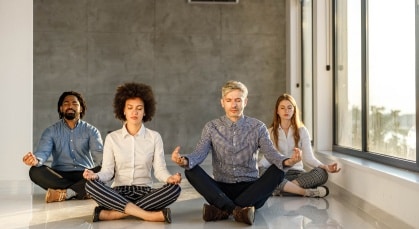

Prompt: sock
[{"left": 66, "top": 189, "right": 76, "bottom": 199}]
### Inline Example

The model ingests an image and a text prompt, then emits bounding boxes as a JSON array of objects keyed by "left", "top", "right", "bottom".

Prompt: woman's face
[
  {"left": 277, "top": 99, "right": 295, "bottom": 121},
  {"left": 124, "top": 97, "right": 144, "bottom": 125}
]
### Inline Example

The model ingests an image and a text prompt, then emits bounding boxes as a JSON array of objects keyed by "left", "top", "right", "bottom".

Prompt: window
[{"left": 333, "top": 0, "right": 417, "bottom": 171}]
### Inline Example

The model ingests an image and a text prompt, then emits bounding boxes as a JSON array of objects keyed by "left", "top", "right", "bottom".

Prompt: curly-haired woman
[{"left": 83, "top": 82, "right": 181, "bottom": 223}]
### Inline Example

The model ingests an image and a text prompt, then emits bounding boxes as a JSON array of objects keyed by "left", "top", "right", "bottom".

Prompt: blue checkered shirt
[{"left": 184, "top": 115, "right": 288, "bottom": 183}]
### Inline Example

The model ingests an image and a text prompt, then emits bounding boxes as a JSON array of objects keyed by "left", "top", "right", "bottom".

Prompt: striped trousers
[{"left": 85, "top": 180, "right": 181, "bottom": 213}]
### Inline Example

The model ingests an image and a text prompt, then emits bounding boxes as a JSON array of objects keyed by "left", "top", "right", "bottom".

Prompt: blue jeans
[{"left": 185, "top": 165, "right": 284, "bottom": 213}]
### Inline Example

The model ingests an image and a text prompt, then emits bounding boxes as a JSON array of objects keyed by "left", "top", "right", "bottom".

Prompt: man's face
[
  {"left": 221, "top": 89, "right": 247, "bottom": 121},
  {"left": 60, "top": 95, "right": 81, "bottom": 120}
]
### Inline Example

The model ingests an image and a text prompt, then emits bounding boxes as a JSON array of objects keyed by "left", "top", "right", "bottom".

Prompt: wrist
[
  {"left": 34, "top": 158, "right": 42, "bottom": 167},
  {"left": 181, "top": 156, "right": 188, "bottom": 166}
]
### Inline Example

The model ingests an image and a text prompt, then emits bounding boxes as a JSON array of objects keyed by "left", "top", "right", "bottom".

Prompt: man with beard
[{"left": 22, "top": 91, "right": 103, "bottom": 203}]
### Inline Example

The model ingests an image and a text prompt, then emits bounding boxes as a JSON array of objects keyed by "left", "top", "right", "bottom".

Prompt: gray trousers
[
  {"left": 276, "top": 167, "right": 328, "bottom": 194},
  {"left": 259, "top": 166, "right": 328, "bottom": 195}
]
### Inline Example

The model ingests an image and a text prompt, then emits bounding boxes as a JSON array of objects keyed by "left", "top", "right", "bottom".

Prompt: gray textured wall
[{"left": 33, "top": 0, "right": 287, "bottom": 155}]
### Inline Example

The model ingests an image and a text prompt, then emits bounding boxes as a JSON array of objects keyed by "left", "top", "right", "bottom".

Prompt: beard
[
  {"left": 64, "top": 112, "right": 76, "bottom": 120},
  {"left": 63, "top": 109, "right": 77, "bottom": 120}
]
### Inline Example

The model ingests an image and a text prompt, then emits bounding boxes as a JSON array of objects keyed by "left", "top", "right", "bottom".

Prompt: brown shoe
[
  {"left": 233, "top": 206, "right": 255, "bottom": 225},
  {"left": 202, "top": 204, "right": 230, "bottom": 221},
  {"left": 45, "top": 188, "right": 67, "bottom": 203}
]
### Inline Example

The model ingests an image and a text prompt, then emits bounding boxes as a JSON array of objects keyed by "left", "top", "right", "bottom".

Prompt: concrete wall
[{"left": 33, "top": 0, "right": 287, "bottom": 154}]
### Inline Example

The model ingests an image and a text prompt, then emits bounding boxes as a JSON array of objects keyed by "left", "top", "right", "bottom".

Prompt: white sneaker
[{"left": 306, "top": 186, "right": 329, "bottom": 198}]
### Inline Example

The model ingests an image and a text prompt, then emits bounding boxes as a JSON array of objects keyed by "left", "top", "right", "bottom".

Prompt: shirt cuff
[
  {"left": 35, "top": 158, "right": 43, "bottom": 167},
  {"left": 181, "top": 156, "right": 191, "bottom": 169},
  {"left": 282, "top": 158, "right": 290, "bottom": 168}
]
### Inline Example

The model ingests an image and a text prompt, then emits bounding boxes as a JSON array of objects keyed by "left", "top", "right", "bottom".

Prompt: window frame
[{"left": 331, "top": 0, "right": 419, "bottom": 172}]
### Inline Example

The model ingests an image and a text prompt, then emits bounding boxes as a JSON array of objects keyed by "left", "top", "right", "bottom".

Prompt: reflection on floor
[{"left": 0, "top": 164, "right": 410, "bottom": 229}]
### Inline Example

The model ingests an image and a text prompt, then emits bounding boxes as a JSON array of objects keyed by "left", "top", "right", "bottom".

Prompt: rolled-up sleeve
[
  {"left": 258, "top": 124, "right": 288, "bottom": 171},
  {"left": 89, "top": 127, "right": 103, "bottom": 166},
  {"left": 183, "top": 122, "right": 213, "bottom": 169},
  {"left": 33, "top": 128, "right": 54, "bottom": 166}
]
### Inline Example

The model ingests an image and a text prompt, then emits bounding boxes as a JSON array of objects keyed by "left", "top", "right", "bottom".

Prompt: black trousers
[
  {"left": 29, "top": 165, "right": 101, "bottom": 199},
  {"left": 185, "top": 165, "right": 284, "bottom": 213}
]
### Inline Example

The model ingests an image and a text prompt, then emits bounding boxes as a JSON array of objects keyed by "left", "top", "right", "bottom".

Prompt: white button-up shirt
[
  {"left": 97, "top": 124, "right": 171, "bottom": 187},
  {"left": 259, "top": 126, "right": 322, "bottom": 171}
]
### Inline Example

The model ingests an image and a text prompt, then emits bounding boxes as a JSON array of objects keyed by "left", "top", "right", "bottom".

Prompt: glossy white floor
[{"left": 0, "top": 163, "right": 410, "bottom": 229}]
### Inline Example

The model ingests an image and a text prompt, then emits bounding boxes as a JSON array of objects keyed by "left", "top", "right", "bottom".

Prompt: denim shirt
[
  {"left": 34, "top": 119, "right": 103, "bottom": 171},
  {"left": 184, "top": 115, "right": 288, "bottom": 183}
]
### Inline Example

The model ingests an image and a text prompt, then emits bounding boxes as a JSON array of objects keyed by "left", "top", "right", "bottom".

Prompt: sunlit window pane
[
  {"left": 335, "top": 0, "right": 362, "bottom": 149},
  {"left": 367, "top": 0, "right": 416, "bottom": 161}
]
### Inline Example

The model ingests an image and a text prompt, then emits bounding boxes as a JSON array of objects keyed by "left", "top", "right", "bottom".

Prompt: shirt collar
[
  {"left": 61, "top": 119, "right": 81, "bottom": 129},
  {"left": 122, "top": 123, "right": 146, "bottom": 138},
  {"left": 222, "top": 115, "right": 245, "bottom": 127},
  {"left": 279, "top": 125, "right": 295, "bottom": 130}
]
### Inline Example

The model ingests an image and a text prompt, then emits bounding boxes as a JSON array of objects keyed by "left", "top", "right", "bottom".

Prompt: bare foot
[
  {"left": 99, "top": 209, "right": 128, "bottom": 221},
  {"left": 143, "top": 210, "right": 166, "bottom": 222}
]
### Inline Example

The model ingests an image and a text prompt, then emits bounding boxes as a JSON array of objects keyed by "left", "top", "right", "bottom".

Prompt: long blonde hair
[{"left": 270, "top": 93, "right": 304, "bottom": 149}]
